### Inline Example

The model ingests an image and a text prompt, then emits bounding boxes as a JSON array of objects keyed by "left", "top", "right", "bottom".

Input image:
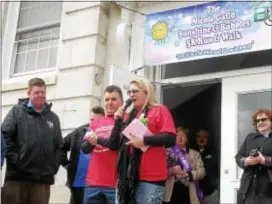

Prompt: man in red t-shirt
[{"left": 81, "top": 85, "right": 123, "bottom": 204}]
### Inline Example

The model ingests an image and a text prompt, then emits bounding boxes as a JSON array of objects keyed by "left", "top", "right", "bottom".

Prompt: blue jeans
[
  {"left": 83, "top": 186, "right": 116, "bottom": 204},
  {"left": 135, "top": 182, "right": 165, "bottom": 204}
]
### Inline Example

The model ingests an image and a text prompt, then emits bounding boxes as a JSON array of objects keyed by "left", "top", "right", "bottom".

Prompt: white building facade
[{"left": 2, "top": 1, "right": 272, "bottom": 203}]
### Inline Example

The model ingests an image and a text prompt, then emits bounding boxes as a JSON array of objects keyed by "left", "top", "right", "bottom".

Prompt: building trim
[
  {"left": 58, "top": 62, "right": 104, "bottom": 71},
  {"left": 158, "top": 66, "right": 272, "bottom": 85},
  {"left": 2, "top": 2, "right": 20, "bottom": 80},
  {"left": 65, "top": 2, "right": 110, "bottom": 15},
  {"left": 62, "top": 33, "right": 106, "bottom": 44},
  {"left": 65, "top": 2, "right": 101, "bottom": 14},
  {"left": 1, "top": 71, "right": 57, "bottom": 92}
]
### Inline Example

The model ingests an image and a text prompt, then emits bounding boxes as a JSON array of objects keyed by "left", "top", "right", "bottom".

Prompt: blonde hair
[{"left": 129, "top": 77, "right": 157, "bottom": 107}]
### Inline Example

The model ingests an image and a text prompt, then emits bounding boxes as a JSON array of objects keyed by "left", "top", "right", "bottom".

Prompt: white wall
[
  {"left": 1, "top": 1, "right": 110, "bottom": 203},
  {"left": 1, "top": 1, "right": 213, "bottom": 202}
]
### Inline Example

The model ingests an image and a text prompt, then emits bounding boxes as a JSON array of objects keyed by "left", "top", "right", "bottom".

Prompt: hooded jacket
[{"left": 1, "top": 99, "right": 63, "bottom": 185}]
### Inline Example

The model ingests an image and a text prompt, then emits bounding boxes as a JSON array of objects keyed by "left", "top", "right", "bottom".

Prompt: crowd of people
[{"left": 1, "top": 77, "right": 271, "bottom": 204}]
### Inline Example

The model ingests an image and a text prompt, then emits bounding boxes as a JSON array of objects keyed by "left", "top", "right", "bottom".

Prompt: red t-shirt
[
  {"left": 85, "top": 116, "right": 118, "bottom": 187},
  {"left": 137, "top": 104, "right": 176, "bottom": 181}
]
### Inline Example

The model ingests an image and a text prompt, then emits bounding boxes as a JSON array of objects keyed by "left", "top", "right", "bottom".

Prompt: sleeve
[
  {"left": 60, "top": 130, "right": 73, "bottom": 167},
  {"left": 1, "top": 106, "right": 19, "bottom": 168},
  {"left": 166, "top": 148, "right": 179, "bottom": 167},
  {"left": 235, "top": 135, "right": 248, "bottom": 169},
  {"left": 263, "top": 156, "right": 272, "bottom": 167},
  {"left": 1, "top": 106, "right": 18, "bottom": 137},
  {"left": 81, "top": 141, "right": 95, "bottom": 154},
  {"left": 54, "top": 116, "right": 63, "bottom": 174},
  {"left": 166, "top": 148, "right": 180, "bottom": 178},
  {"left": 144, "top": 133, "right": 176, "bottom": 147},
  {"left": 55, "top": 116, "right": 63, "bottom": 149},
  {"left": 143, "top": 105, "right": 176, "bottom": 147},
  {"left": 188, "top": 151, "right": 205, "bottom": 181},
  {"left": 81, "top": 120, "right": 95, "bottom": 154},
  {"left": 157, "top": 105, "right": 176, "bottom": 134}
]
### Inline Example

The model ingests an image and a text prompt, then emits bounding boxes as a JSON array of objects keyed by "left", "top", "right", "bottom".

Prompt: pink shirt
[
  {"left": 137, "top": 105, "right": 176, "bottom": 181},
  {"left": 85, "top": 116, "right": 118, "bottom": 187}
]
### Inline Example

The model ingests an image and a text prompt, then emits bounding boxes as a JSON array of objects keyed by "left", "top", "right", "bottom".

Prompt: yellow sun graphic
[{"left": 152, "top": 22, "right": 168, "bottom": 40}]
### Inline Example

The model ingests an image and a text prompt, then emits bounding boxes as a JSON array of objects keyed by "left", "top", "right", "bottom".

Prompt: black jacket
[
  {"left": 235, "top": 132, "right": 272, "bottom": 199},
  {"left": 60, "top": 123, "right": 89, "bottom": 187},
  {"left": 197, "top": 147, "right": 218, "bottom": 196},
  {"left": 1, "top": 99, "right": 63, "bottom": 185}
]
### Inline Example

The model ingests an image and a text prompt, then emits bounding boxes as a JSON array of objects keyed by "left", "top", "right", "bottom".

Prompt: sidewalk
[{"left": 49, "top": 186, "right": 70, "bottom": 204}]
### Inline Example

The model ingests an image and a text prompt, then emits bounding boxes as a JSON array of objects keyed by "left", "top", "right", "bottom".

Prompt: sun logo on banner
[{"left": 152, "top": 22, "right": 168, "bottom": 44}]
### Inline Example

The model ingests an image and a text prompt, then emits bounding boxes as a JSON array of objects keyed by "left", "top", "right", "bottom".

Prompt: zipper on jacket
[{"left": 36, "top": 114, "right": 43, "bottom": 179}]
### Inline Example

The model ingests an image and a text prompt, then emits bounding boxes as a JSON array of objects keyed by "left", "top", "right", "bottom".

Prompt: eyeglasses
[
  {"left": 127, "top": 89, "right": 140, "bottom": 95},
  {"left": 254, "top": 118, "right": 269, "bottom": 124}
]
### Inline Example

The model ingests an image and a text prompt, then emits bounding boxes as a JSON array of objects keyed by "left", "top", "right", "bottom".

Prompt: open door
[{"left": 220, "top": 67, "right": 272, "bottom": 203}]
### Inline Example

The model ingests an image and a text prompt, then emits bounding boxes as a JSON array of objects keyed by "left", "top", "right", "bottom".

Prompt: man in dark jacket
[
  {"left": 195, "top": 129, "right": 219, "bottom": 204},
  {"left": 1, "top": 77, "right": 63, "bottom": 204},
  {"left": 61, "top": 106, "right": 104, "bottom": 204}
]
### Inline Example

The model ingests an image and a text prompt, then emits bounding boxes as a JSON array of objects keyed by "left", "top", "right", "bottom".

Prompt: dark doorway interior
[
  {"left": 162, "top": 82, "right": 222, "bottom": 191},
  {"left": 171, "top": 83, "right": 221, "bottom": 151}
]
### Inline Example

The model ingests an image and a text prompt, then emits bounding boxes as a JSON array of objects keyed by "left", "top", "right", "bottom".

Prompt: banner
[{"left": 144, "top": 1, "right": 272, "bottom": 65}]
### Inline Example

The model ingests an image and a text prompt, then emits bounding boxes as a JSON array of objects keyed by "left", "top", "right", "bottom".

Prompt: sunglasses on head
[
  {"left": 254, "top": 118, "right": 269, "bottom": 124},
  {"left": 127, "top": 89, "right": 140, "bottom": 95}
]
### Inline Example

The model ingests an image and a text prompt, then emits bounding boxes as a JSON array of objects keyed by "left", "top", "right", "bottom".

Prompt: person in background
[
  {"left": 195, "top": 129, "right": 219, "bottom": 204},
  {"left": 91, "top": 78, "right": 176, "bottom": 204},
  {"left": 81, "top": 85, "right": 124, "bottom": 204},
  {"left": 1, "top": 132, "right": 6, "bottom": 167},
  {"left": 1, "top": 77, "right": 63, "bottom": 204},
  {"left": 236, "top": 109, "right": 272, "bottom": 204},
  {"left": 164, "top": 127, "right": 205, "bottom": 204},
  {"left": 61, "top": 106, "right": 105, "bottom": 204}
]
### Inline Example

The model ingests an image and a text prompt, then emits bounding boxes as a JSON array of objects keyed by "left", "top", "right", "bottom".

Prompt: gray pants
[
  {"left": 200, "top": 190, "right": 219, "bottom": 204},
  {"left": 1, "top": 180, "right": 50, "bottom": 204}
]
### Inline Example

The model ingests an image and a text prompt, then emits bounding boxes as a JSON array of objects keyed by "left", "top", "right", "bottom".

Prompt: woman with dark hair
[
  {"left": 164, "top": 127, "right": 205, "bottom": 204},
  {"left": 236, "top": 109, "right": 272, "bottom": 204}
]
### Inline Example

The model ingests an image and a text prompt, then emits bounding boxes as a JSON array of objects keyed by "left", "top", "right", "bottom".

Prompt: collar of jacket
[
  {"left": 251, "top": 131, "right": 272, "bottom": 139},
  {"left": 21, "top": 98, "right": 52, "bottom": 115}
]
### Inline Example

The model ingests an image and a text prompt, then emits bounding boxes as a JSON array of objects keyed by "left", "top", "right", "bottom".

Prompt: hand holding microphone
[{"left": 114, "top": 99, "right": 132, "bottom": 120}]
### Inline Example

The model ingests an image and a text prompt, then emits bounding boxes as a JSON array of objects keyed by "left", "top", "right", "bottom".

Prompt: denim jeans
[
  {"left": 135, "top": 182, "right": 165, "bottom": 204},
  {"left": 83, "top": 186, "right": 116, "bottom": 204}
]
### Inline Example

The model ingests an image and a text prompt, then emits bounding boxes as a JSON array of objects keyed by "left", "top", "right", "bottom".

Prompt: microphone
[
  {"left": 123, "top": 99, "right": 132, "bottom": 112},
  {"left": 115, "top": 99, "right": 132, "bottom": 120}
]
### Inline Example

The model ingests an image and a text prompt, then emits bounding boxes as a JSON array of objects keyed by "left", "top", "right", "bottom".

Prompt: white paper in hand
[{"left": 122, "top": 119, "right": 152, "bottom": 152}]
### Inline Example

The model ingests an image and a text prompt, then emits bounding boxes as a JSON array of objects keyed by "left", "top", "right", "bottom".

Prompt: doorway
[
  {"left": 220, "top": 71, "right": 272, "bottom": 203},
  {"left": 162, "top": 81, "right": 222, "bottom": 197}
]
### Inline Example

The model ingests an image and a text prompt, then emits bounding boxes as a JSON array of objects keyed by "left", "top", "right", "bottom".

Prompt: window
[
  {"left": 237, "top": 90, "right": 272, "bottom": 149},
  {"left": 235, "top": 89, "right": 272, "bottom": 180},
  {"left": 12, "top": 2, "right": 63, "bottom": 75}
]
